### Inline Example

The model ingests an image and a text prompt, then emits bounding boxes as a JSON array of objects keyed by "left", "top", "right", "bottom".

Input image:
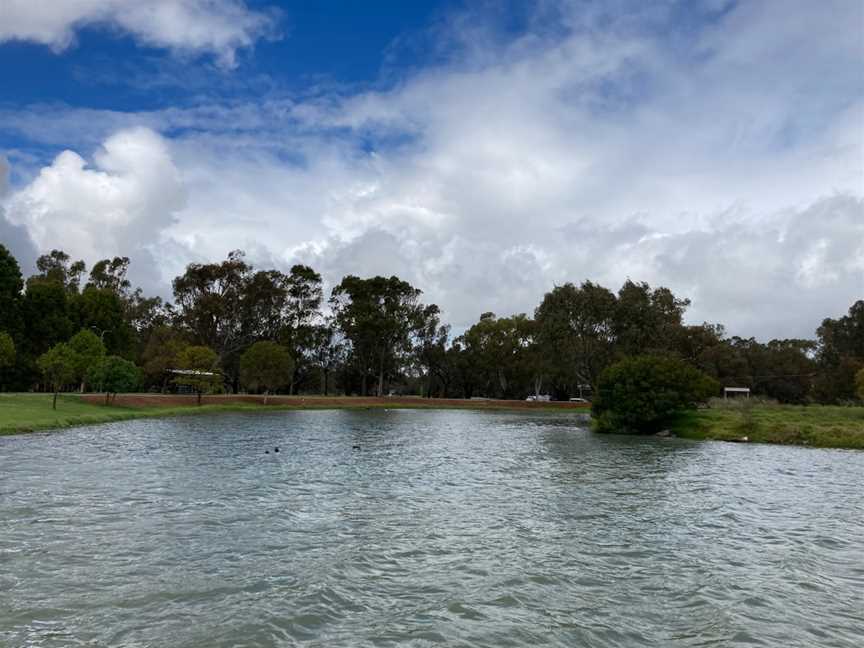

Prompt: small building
[{"left": 723, "top": 387, "right": 751, "bottom": 399}]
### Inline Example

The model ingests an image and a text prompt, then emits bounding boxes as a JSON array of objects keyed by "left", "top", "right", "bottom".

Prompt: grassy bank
[
  {"left": 671, "top": 404, "right": 864, "bottom": 449},
  {"left": 0, "top": 393, "right": 588, "bottom": 435},
  {"left": 0, "top": 394, "right": 291, "bottom": 435}
]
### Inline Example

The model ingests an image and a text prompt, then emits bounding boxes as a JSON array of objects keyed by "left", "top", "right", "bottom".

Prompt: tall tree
[
  {"left": 34, "top": 250, "right": 86, "bottom": 293},
  {"left": 0, "top": 331, "right": 14, "bottom": 390},
  {"left": 457, "top": 312, "right": 536, "bottom": 399},
  {"left": 140, "top": 325, "right": 188, "bottom": 391},
  {"left": 0, "top": 244, "right": 23, "bottom": 339},
  {"left": 535, "top": 281, "right": 617, "bottom": 396},
  {"left": 614, "top": 280, "right": 690, "bottom": 356},
  {"left": 172, "top": 250, "right": 253, "bottom": 359},
  {"left": 814, "top": 300, "right": 864, "bottom": 402},
  {"left": 86, "top": 257, "right": 131, "bottom": 294},
  {"left": 413, "top": 305, "right": 450, "bottom": 397},
  {"left": 330, "top": 275, "right": 426, "bottom": 396},
  {"left": 282, "top": 265, "right": 324, "bottom": 393}
]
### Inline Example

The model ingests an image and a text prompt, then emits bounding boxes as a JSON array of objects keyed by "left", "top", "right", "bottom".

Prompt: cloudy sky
[{"left": 0, "top": 0, "right": 861, "bottom": 339}]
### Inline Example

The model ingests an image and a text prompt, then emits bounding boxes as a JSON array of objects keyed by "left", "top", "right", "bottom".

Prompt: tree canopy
[
  {"left": 592, "top": 356, "right": 719, "bottom": 433},
  {"left": 0, "top": 245, "right": 858, "bottom": 407},
  {"left": 240, "top": 341, "right": 293, "bottom": 403}
]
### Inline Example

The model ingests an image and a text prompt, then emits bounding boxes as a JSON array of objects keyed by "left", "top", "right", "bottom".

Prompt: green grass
[
  {"left": 0, "top": 394, "right": 292, "bottom": 435},
  {"left": 670, "top": 404, "right": 864, "bottom": 449}
]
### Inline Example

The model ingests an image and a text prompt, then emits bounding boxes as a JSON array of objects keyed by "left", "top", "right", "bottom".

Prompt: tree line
[{"left": 0, "top": 244, "right": 861, "bottom": 404}]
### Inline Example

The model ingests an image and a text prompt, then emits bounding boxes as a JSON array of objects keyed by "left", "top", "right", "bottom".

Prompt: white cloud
[
  {"left": 2, "top": 0, "right": 862, "bottom": 339},
  {"left": 3, "top": 127, "right": 186, "bottom": 288},
  {"left": 0, "top": 0, "right": 277, "bottom": 67}
]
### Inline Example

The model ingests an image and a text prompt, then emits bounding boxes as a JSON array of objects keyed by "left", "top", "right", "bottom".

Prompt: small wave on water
[{"left": 2, "top": 409, "right": 863, "bottom": 647}]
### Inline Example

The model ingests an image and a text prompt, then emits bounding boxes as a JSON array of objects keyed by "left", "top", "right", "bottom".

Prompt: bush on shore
[{"left": 592, "top": 355, "right": 719, "bottom": 434}]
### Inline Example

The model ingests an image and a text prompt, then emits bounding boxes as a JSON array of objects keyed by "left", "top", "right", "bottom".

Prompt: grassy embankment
[
  {"left": 670, "top": 402, "right": 864, "bottom": 449},
  {"left": 0, "top": 393, "right": 587, "bottom": 435}
]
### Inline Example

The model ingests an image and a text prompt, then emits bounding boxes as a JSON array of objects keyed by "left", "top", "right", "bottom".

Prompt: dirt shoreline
[{"left": 81, "top": 393, "right": 591, "bottom": 411}]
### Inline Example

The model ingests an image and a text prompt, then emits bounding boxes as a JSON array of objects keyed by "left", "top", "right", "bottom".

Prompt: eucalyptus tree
[
  {"left": 330, "top": 275, "right": 428, "bottom": 396},
  {"left": 172, "top": 250, "right": 253, "bottom": 359},
  {"left": 535, "top": 281, "right": 617, "bottom": 396},
  {"left": 0, "top": 244, "right": 23, "bottom": 339},
  {"left": 413, "top": 304, "right": 450, "bottom": 397},
  {"left": 614, "top": 280, "right": 690, "bottom": 356},
  {"left": 281, "top": 265, "right": 324, "bottom": 393},
  {"left": 457, "top": 312, "right": 535, "bottom": 399},
  {"left": 814, "top": 300, "right": 864, "bottom": 402},
  {"left": 86, "top": 257, "right": 132, "bottom": 294},
  {"left": 34, "top": 250, "right": 86, "bottom": 293}
]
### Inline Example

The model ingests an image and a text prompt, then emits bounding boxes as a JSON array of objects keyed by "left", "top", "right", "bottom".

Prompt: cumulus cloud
[
  {"left": 2, "top": 0, "right": 862, "bottom": 339},
  {"left": 3, "top": 128, "right": 186, "bottom": 289},
  {"left": 0, "top": 0, "right": 277, "bottom": 67}
]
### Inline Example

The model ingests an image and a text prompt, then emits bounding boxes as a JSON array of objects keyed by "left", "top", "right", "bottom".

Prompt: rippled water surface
[{"left": 2, "top": 410, "right": 863, "bottom": 647}]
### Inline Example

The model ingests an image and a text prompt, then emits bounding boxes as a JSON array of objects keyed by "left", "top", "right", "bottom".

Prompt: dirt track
[{"left": 80, "top": 393, "right": 590, "bottom": 411}]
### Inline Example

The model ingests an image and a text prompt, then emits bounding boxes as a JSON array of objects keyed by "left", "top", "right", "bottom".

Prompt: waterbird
[
  {"left": 274, "top": 447, "right": 280, "bottom": 453},
  {"left": 265, "top": 450, "right": 270, "bottom": 454},
  {"left": 353, "top": 445, "right": 361, "bottom": 450}
]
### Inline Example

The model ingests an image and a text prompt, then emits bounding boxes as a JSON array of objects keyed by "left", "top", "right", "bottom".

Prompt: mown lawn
[
  {"left": 671, "top": 404, "right": 864, "bottom": 449},
  {"left": 0, "top": 394, "right": 278, "bottom": 435}
]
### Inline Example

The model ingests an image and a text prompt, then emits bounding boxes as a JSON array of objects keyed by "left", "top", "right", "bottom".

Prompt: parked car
[
  {"left": 569, "top": 397, "right": 589, "bottom": 403},
  {"left": 526, "top": 394, "right": 552, "bottom": 402}
]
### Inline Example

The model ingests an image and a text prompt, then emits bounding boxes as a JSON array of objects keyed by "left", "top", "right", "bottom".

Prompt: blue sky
[{"left": 0, "top": 0, "right": 862, "bottom": 339}]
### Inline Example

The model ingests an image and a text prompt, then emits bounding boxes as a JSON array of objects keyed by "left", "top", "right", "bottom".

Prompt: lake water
[{"left": 1, "top": 409, "right": 863, "bottom": 647}]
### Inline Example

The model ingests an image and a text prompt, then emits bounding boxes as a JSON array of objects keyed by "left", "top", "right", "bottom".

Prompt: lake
[{"left": 1, "top": 409, "right": 863, "bottom": 647}]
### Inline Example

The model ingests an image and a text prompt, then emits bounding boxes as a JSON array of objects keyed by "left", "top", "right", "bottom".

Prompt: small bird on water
[{"left": 274, "top": 447, "right": 280, "bottom": 453}]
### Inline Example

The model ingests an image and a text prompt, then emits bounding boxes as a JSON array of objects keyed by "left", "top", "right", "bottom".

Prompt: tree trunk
[
  {"left": 197, "top": 391, "right": 202, "bottom": 406},
  {"left": 105, "top": 392, "right": 110, "bottom": 405},
  {"left": 361, "top": 372, "right": 367, "bottom": 397},
  {"left": 52, "top": 390, "right": 58, "bottom": 410},
  {"left": 377, "top": 357, "right": 385, "bottom": 397},
  {"left": 264, "top": 390, "right": 269, "bottom": 405}
]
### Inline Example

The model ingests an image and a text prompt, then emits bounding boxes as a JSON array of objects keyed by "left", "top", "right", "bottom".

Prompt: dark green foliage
[
  {"left": 0, "top": 332, "right": 15, "bottom": 389},
  {"left": 0, "top": 244, "right": 24, "bottom": 339},
  {"left": 87, "top": 356, "right": 140, "bottom": 404},
  {"left": 0, "top": 243, "right": 859, "bottom": 406},
  {"left": 174, "top": 345, "right": 222, "bottom": 405},
  {"left": 330, "top": 275, "right": 428, "bottom": 396},
  {"left": 68, "top": 329, "right": 107, "bottom": 390},
  {"left": 592, "top": 356, "right": 719, "bottom": 434},
  {"left": 814, "top": 301, "right": 864, "bottom": 402},
  {"left": 535, "top": 281, "right": 617, "bottom": 396},
  {"left": 456, "top": 312, "right": 536, "bottom": 399},
  {"left": 34, "top": 250, "right": 86, "bottom": 292},
  {"left": 240, "top": 341, "right": 293, "bottom": 402},
  {"left": 72, "top": 287, "right": 134, "bottom": 357},
  {"left": 37, "top": 343, "right": 78, "bottom": 409}
]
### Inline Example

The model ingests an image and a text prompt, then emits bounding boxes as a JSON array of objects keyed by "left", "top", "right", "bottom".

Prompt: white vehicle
[
  {"left": 569, "top": 397, "right": 589, "bottom": 403},
  {"left": 526, "top": 394, "right": 552, "bottom": 402}
]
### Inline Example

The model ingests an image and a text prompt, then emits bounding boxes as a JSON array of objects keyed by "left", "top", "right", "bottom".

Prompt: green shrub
[{"left": 592, "top": 355, "right": 719, "bottom": 434}]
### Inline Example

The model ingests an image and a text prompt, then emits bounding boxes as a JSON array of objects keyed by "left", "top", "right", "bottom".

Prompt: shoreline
[
  {"left": 3, "top": 395, "right": 862, "bottom": 450},
  {"left": 0, "top": 393, "right": 589, "bottom": 436}
]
